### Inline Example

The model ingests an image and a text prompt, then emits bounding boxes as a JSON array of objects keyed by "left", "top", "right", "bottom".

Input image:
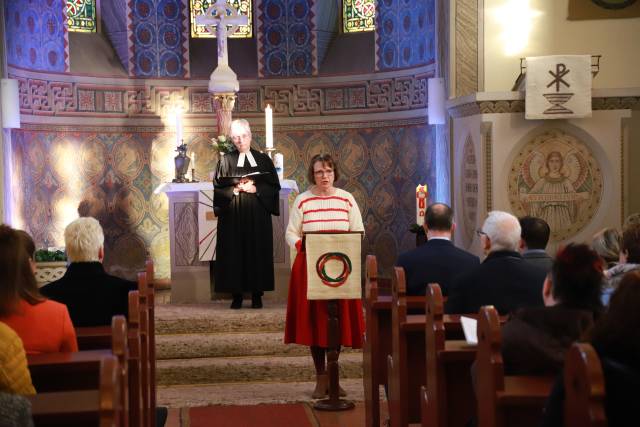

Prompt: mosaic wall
[
  {"left": 128, "top": 0, "right": 190, "bottom": 77},
  {"left": 4, "top": 0, "right": 69, "bottom": 72},
  {"left": 12, "top": 122, "right": 436, "bottom": 280},
  {"left": 376, "top": 0, "right": 435, "bottom": 71},
  {"left": 256, "top": 0, "right": 317, "bottom": 77}
]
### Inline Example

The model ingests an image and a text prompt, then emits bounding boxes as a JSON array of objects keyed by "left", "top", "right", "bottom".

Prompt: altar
[{"left": 157, "top": 179, "right": 298, "bottom": 303}]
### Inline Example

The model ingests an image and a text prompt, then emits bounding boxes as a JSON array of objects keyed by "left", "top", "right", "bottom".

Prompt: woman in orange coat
[{"left": 0, "top": 225, "right": 77, "bottom": 354}]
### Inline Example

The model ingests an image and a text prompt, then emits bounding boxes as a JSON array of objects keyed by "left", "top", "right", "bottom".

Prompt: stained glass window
[
  {"left": 67, "top": 0, "right": 97, "bottom": 33},
  {"left": 190, "top": 0, "right": 252, "bottom": 38},
  {"left": 343, "top": 0, "right": 375, "bottom": 33}
]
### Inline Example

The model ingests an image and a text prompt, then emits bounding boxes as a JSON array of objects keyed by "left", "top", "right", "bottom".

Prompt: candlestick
[
  {"left": 191, "top": 152, "right": 196, "bottom": 181},
  {"left": 416, "top": 184, "right": 428, "bottom": 225},
  {"left": 265, "top": 104, "right": 273, "bottom": 149}
]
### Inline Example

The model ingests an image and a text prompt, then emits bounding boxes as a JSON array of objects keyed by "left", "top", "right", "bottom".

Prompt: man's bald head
[{"left": 425, "top": 203, "right": 454, "bottom": 232}]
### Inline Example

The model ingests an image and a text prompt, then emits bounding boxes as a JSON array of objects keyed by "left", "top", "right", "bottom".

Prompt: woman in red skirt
[{"left": 284, "top": 153, "right": 365, "bottom": 398}]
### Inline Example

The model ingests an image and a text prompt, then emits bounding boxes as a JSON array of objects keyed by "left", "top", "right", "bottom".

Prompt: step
[
  {"left": 156, "top": 352, "right": 363, "bottom": 386},
  {"left": 156, "top": 331, "right": 360, "bottom": 360},
  {"left": 157, "top": 378, "right": 370, "bottom": 408},
  {"left": 155, "top": 303, "right": 286, "bottom": 335}
]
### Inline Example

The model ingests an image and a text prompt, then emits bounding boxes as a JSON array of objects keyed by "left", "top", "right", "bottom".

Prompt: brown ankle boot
[{"left": 312, "top": 374, "right": 328, "bottom": 399}]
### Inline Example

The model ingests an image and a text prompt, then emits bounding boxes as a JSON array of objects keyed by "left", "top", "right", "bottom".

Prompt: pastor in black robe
[{"left": 213, "top": 149, "right": 280, "bottom": 294}]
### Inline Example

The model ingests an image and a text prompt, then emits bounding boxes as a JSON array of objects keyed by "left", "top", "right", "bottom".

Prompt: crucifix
[
  {"left": 195, "top": 0, "right": 248, "bottom": 136},
  {"left": 195, "top": 0, "right": 248, "bottom": 69}
]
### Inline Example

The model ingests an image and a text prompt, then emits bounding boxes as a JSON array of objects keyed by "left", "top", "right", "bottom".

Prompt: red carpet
[{"left": 189, "top": 403, "right": 314, "bottom": 427}]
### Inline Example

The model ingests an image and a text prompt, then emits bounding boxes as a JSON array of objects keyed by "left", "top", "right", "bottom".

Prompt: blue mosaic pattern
[
  {"left": 376, "top": 0, "right": 435, "bottom": 71},
  {"left": 258, "top": 0, "right": 316, "bottom": 77},
  {"left": 4, "top": 0, "right": 68, "bottom": 72},
  {"left": 131, "top": 0, "right": 187, "bottom": 77}
]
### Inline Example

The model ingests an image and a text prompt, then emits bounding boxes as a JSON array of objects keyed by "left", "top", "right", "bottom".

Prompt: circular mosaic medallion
[
  {"left": 150, "top": 229, "right": 171, "bottom": 279},
  {"left": 80, "top": 137, "right": 107, "bottom": 184},
  {"left": 398, "top": 129, "right": 419, "bottom": 174},
  {"left": 106, "top": 233, "right": 147, "bottom": 280},
  {"left": 275, "top": 134, "right": 300, "bottom": 180},
  {"left": 112, "top": 186, "right": 146, "bottom": 229},
  {"left": 461, "top": 135, "right": 479, "bottom": 249},
  {"left": 149, "top": 191, "right": 169, "bottom": 225},
  {"left": 370, "top": 131, "right": 397, "bottom": 176},
  {"left": 304, "top": 133, "right": 334, "bottom": 168},
  {"left": 151, "top": 135, "right": 177, "bottom": 183},
  {"left": 338, "top": 131, "right": 368, "bottom": 177},
  {"left": 112, "top": 137, "right": 144, "bottom": 182},
  {"left": 372, "top": 180, "right": 396, "bottom": 223},
  {"left": 188, "top": 135, "right": 216, "bottom": 182},
  {"left": 342, "top": 179, "right": 368, "bottom": 219},
  {"left": 374, "top": 231, "right": 398, "bottom": 274},
  {"left": 507, "top": 128, "right": 603, "bottom": 242}
]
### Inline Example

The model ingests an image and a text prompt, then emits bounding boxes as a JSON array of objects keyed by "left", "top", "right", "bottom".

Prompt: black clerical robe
[{"left": 213, "top": 149, "right": 280, "bottom": 294}]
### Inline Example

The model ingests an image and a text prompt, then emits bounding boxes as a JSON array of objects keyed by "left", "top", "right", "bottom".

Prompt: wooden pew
[
  {"left": 421, "top": 283, "right": 477, "bottom": 427},
  {"left": 128, "top": 290, "right": 143, "bottom": 427},
  {"left": 138, "top": 271, "right": 151, "bottom": 427},
  {"left": 564, "top": 343, "right": 607, "bottom": 427},
  {"left": 145, "top": 259, "right": 157, "bottom": 427},
  {"left": 29, "top": 354, "right": 121, "bottom": 427},
  {"left": 363, "top": 256, "right": 427, "bottom": 427},
  {"left": 476, "top": 306, "right": 555, "bottom": 427}
]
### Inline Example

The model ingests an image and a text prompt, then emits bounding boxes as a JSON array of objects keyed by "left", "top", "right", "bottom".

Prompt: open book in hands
[{"left": 214, "top": 171, "right": 271, "bottom": 187}]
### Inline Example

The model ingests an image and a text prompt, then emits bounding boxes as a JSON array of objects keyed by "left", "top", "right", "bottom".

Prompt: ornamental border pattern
[
  {"left": 449, "top": 97, "right": 640, "bottom": 118},
  {"left": 10, "top": 72, "right": 432, "bottom": 118}
]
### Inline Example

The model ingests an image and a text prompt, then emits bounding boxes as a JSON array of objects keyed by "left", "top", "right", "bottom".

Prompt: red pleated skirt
[{"left": 284, "top": 250, "right": 365, "bottom": 348}]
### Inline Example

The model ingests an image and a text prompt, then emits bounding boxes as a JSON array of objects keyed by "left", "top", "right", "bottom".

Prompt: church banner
[
  {"left": 525, "top": 55, "right": 592, "bottom": 120},
  {"left": 306, "top": 233, "right": 362, "bottom": 300},
  {"left": 197, "top": 190, "right": 217, "bottom": 261}
]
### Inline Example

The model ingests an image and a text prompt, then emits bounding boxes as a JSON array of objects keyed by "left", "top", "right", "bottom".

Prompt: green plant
[
  {"left": 211, "top": 135, "right": 235, "bottom": 154},
  {"left": 34, "top": 249, "right": 67, "bottom": 262},
  {"left": 409, "top": 223, "right": 426, "bottom": 235}
]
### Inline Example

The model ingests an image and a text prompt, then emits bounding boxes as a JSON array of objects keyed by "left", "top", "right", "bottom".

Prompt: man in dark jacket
[
  {"left": 396, "top": 203, "right": 479, "bottom": 296},
  {"left": 519, "top": 216, "right": 553, "bottom": 273},
  {"left": 41, "top": 217, "right": 137, "bottom": 327},
  {"left": 445, "top": 210, "right": 547, "bottom": 315}
]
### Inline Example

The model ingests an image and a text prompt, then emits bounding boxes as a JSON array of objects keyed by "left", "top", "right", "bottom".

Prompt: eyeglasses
[
  {"left": 313, "top": 169, "right": 334, "bottom": 176},
  {"left": 475, "top": 229, "right": 487, "bottom": 237}
]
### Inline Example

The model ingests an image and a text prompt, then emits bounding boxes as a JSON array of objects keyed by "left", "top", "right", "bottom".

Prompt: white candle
[
  {"left": 265, "top": 104, "right": 273, "bottom": 149},
  {"left": 191, "top": 152, "right": 196, "bottom": 180},
  {"left": 416, "top": 184, "right": 428, "bottom": 225},
  {"left": 176, "top": 111, "right": 183, "bottom": 145},
  {"left": 274, "top": 152, "right": 284, "bottom": 181}
]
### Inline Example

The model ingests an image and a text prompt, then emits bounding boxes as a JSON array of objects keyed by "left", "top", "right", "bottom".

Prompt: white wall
[{"left": 483, "top": 0, "right": 640, "bottom": 91}]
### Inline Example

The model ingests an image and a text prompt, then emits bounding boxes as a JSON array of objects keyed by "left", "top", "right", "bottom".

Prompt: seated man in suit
[
  {"left": 519, "top": 216, "right": 553, "bottom": 273},
  {"left": 40, "top": 217, "right": 137, "bottom": 327},
  {"left": 396, "top": 203, "right": 479, "bottom": 296},
  {"left": 445, "top": 210, "right": 547, "bottom": 315}
]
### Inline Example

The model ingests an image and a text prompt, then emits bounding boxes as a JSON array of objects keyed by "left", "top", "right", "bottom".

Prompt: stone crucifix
[
  {"left": 195, "top": 0, "right": 248, "bottom": 135},
  {"left": 195, "top": 0, "right": 248, "bottom": 69}
]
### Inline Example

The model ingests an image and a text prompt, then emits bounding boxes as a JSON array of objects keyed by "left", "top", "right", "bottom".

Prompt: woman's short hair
[
  {"left": 0, "top": 225, "right": 41, "bottom": 316},
  {"left": 64, "top": 217, "right": 104, "bottom": 262},
  {"left": 592, "top": 228, "right": 620, "bottom": 267},
  {"left": 307, "top": 153, "right": 340, "bottom": 184},
  {"left": 551, "top": 243, "right": 603, "bottom": 312}
]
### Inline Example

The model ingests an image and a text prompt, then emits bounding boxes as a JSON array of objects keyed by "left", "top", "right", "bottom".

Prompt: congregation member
[
  {"left": 445, "top": 211, "right": 546, "bottom": 315},
  {"left": 213, "top": 119, "right": 281, "bottom": 309},
  {"left": 592, "top": 227, "right": 621, "bottom": 269},
  {"left": 396, "top": 203, "right": 479, "bottom": 296},
  {"left": 602, "top": 223, "right": 640, "bottom": 304},
  {"left": 519, "top": 216, "right": 553, "bottom": 272},
  {"left": 0, "top": 322, "right": 35, "bottom": 395},
  {"left": 541, "top": 271, "right": 640, "bottom": 427},
  {"left": 0, "top": 225, "right": 77, "bottom": 354},
  {"left": 501, "top": 244, "right": 603, "bottom": 375},
  {"left": 284, "top": 154, "right": 365, "bottom": 399},
  {"left": 41, "top": 217, "right": 137, "bottom": 327}
]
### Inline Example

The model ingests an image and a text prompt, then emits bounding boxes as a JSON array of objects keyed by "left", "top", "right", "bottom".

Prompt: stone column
[{"left": 213, "top": 92, "right": 236, "bottom": 136}]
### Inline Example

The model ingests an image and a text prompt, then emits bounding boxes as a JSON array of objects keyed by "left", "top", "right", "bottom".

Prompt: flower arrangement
[
  {"left": 211, "top": 135, "right": 235, "bottom": 154},
  {"left": 34, "top": 248, "right": 67, "bottom": 262}
]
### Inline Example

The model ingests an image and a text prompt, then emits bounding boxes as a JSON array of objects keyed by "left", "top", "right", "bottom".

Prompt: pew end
[{"left": 564, "top": 343, "right": 607, "bottom": 427}]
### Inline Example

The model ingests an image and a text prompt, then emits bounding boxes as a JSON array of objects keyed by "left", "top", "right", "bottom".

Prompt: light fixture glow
[{"left": 492, "top": 0, "right": 542, "bottom": 56}]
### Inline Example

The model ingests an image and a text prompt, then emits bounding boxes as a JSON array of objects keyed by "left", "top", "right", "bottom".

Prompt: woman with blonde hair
[{"left": 592, "top": 227, "right": 620, "bottom": 268}]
